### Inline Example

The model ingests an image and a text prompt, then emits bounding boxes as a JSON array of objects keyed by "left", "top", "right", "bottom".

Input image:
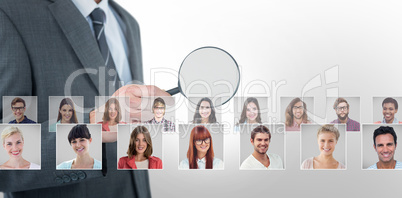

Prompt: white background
[{"left": 113, "top": 0, "right": 402, "bottom": 197}]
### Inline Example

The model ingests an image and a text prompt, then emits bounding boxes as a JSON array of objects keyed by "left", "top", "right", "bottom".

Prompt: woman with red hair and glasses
[{"left": 179, "top": 125, "right": 223, "bottom": 169}]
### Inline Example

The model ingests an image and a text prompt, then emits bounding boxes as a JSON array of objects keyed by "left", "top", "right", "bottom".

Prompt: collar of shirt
[
  {"left": 334, "top": 117, "right": 349, "bottom": 124},
  {"left": 71, "top": 0, "right": 109, "bottom": 22},
  {"left": 152, "top": 117, "right": 166, "bottom": 124},
  {"left": 382, "top": 117, "right": 399, "bottom": 123},
  {"left": 197, "top": 157, "right": 206, "bottom": 164},
  {"left": 17, "top": 115, "right": 28, "bottom": 123}
]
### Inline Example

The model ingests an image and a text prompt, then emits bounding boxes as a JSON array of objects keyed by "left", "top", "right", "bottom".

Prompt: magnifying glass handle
[{"left": 166, "top": 87, "right": 180, "bottom": 96}]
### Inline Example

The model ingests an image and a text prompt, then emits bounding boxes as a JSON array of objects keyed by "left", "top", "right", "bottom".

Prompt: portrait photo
[
  {"left": 2, "top": 96, "right": 37, "bottom": 124},
  {"left": 178, "top": 124, "right": 224, "bottom": 170},
  {"left": 0, "top": 124, "right": 41, "bottom": 170},
  {"left": 56, "top": 124, "right": 102, "bottom": 170},
  {"left": 239, "top": 124, "right": 285, "bottom": 170},
  {"left": 48, "top": 96, "right": 84, "bottom": 132},
  {"left": 117, "top": 124, "right": 163, "bottom": 169},
  {"left": 301, "top": 124, "right": 346, "bottom": 170}
]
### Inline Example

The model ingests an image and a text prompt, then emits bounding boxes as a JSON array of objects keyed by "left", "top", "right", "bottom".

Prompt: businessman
[{"left": 0, "top": 0, "right": 168, "bottom": 197}]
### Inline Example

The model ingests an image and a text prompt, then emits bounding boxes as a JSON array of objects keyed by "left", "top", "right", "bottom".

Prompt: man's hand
[
  {"left": 112, "top": 84, "right": 172, "bottom": 123},
  {"left": 90, "top": 84, "right": 171, "bottom": 143}
]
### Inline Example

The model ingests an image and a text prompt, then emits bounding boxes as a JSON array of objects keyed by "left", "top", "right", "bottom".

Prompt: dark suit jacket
[{"left": 0, "top": 0, "right": 150, "bottom": 197}]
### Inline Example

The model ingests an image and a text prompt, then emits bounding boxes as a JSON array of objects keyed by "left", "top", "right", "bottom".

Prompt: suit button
[
  {"left": 62, "top": 175, "right": 71, "bottom": 183},
  {"left": 54, "top": 176, "right": 63, "bottom": 184},
  {"left": 70, "top": 173, "right": 78, "bottom": 181},
  {"left": 77, "top": 171, "right": 86, "bottom": 180}
]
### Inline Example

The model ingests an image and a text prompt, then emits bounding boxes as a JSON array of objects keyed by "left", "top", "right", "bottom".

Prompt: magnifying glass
[{"left": 166, "top": 46, "right": 240, "bottom": 107}]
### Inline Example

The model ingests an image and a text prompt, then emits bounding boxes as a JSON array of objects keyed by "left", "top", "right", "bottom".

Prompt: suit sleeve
[{"left": 0, "top": 8, "right": 104, "bottom": 193}]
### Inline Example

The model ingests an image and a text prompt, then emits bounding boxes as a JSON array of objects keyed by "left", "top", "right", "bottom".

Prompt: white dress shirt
[{"left": 71, "top": 0, "right": 132, "bottom": 84}]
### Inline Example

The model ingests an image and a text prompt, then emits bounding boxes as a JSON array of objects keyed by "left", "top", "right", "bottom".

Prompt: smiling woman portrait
[
  {"left": 301, "top": 124, "right": 345, "bottom": 169},
  {"left": 118, "top": 126, "right": 162, "bottom": 169},
  {"left": 374, "top": 97, "right": 402, "bottom": 124},
  {"left": 192, "top": 98, "right": 217, "bottom": 124},
  {"left": 0, "top": 126, "right": 40, "bottom": 169},
  {"left": 238, "top": 97, "right": 262, "bottom": 124},
  {"left": 98, "top": 98, "right": 127, "bottom": 132},
  {"left": 56, "top": 124, "right": 101, "bottom": 170},
  {"left": 179, "top": 125, "right": 223, "bottom": 169},
  {"left": 49, "top": 98, "right": 78, "bottom": 132}
]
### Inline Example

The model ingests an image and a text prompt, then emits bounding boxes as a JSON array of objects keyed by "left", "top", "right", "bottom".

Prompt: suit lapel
[{"left": 48, "top": 0, "right": 104, "bottom": 94}]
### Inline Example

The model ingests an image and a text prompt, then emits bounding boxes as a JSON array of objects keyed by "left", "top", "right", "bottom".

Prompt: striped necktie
[
  {"left": 90, "top": 8, "right": 121, "bottom": 94},
  {"left": 90, "top": 8, "right": 119, "bottom": 176}
]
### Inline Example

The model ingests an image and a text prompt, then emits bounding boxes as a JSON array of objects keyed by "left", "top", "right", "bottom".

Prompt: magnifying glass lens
[{"left": 167, "top": 47, "right": 240, "bottom": 107}]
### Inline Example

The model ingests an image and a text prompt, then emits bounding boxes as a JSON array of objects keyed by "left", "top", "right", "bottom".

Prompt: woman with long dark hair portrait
[
  {"left": 50, "top": 98, "right": 78, "bottom": 132},
  {"left": 192, "top": 98, "right": 217, "bottom": 124},
  {"left": 98, "top": 98, "right": 126, "bottom": 132},
  {"left": 238, "top": 97, "right": 262, "bottom": 124}
]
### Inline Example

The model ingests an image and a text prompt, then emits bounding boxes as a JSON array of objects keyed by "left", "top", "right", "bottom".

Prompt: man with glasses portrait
[
  {"left": 145, "top": 97, "right": 175, "bottom": 132},
  {"left": 285, "top": 97, "right": 311, "bottom": 131},
  {"left": 330, "top": 98, "right": 360, "bottom": 131},
  {"left": 8, "top": 97, "right": 36, "bottom": 124}
]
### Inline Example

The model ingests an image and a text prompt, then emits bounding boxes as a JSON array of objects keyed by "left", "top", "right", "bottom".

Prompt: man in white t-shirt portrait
[{"left": 240, "top": 125, "right": 283, "bottom": 170}]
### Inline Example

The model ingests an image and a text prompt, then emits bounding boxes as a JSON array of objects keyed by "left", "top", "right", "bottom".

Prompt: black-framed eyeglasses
[
  {"left": 292, "top": 106, "right": 303, "bottom": 110},
  {"left": 11, "top": 106, "right": 25, "bottom": 112},
  {"left": 153, "top": 106, "right": 165, "bottom": 110},
  {"left": 336, "top": 106, "right": 348, "bottom": 111},
  {"left": 194, "top": 138, "right": 210, "bottom": 145}
]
